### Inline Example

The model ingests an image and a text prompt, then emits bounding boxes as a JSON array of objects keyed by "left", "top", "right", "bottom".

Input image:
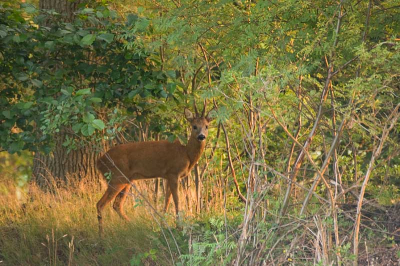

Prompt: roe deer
[{"left": 96, "top": 102, "right": 215, "bottom": 236}]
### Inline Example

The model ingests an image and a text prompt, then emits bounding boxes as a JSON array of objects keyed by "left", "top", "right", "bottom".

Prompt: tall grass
[
  {"left": 0, "top": 181, "right": 175, "bottom": 266},
  {"left": 1, "top": 161, "right": 396, "bottom": 265}
]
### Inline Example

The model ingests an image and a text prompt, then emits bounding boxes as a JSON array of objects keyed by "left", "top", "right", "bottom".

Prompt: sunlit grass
[{"left": 0, "top": 183, "right": 176, "bottom": 265}]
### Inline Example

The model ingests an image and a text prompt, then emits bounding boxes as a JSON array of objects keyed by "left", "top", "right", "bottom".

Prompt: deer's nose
[{"left": 197, "top": 134, "right": 206, "bottom": 141}]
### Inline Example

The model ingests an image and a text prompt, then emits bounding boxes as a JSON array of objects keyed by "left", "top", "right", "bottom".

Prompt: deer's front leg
[
  {"left": 164, "top": 182, "right": 172, "bottom": 213},
  {"left": 167, "top": 177, "right": 179, "bottom": 218}
]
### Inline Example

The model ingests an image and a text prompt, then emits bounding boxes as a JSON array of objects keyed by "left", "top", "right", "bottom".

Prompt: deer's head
[{"left": 184, "top": 100, "right": 215, "bottom": 142}]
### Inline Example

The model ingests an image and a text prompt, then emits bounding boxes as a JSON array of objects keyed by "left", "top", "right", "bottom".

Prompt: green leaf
[
  {"left": 159, "top": 89, "right": 168, "bottom": 98},
  {"left": 23, "top": 102, "right": 34, "bottom": 109},
  {"left": 141, "top": 89, "right": 151, "bottom": 98},
  {"left": 76, "top": 29, "right": 89, "bottom": 37},
  {"left": 96, "top": 11, "right": 103, "bottom": 18},
  {"left": 59, "top": 29, "right": 71, "bottom": 36},
  {"left": 13, "top": 35, "right": 20, "bottom": 42},
  {"left": 97, "top": 66, "right": 108, "bottom": 73},
  {"left": 65, "top": 23, "right": 75, "bottom": 31},
  {"left": 61, "top": 89, "right": 71, "bottom": 96},
  {"left": 89, "top": 97, "right": 102, "bottom": 103},
  {"left": 2, "top": 110, "right": 12, "bottom": 119},
  {"left": 88, "top": 16, "right": 99, "bottom": 25},
  {"left": 136, "top": 18, "right": 150, "bottom": 31},
  {"left": 167, "top": 134, "right": 176, "bottom": 143},
  {"left": 42, "top": 145, "right": 52, "bottom": 154},
  {"left": 97, "top": 33, "right": 114, "bottom": 43},
  {"left": 21, "top": 3, "right": 36, "bottom": 12},
  {"left": 72, "top": 123, "right": 83, "bottom": 133},
  {"left": 111, "top": 70, "right": 120, "bottom": 80},
  {"left": 167, "top": 83, "right": 176, "bottom": 94},
  {"left": 82, "top": 8, "right": 94, "bottom": 14},
  {"left": 128, "top": 89, "right": 140, "bottom": 98},
  {"left": 45, "top": 41, "right": 54, "bottom": 49},
  {"left": 102, "top": 9, "right": 110, "bottom": 18},
  {"left": 8, "top": 141, "right": 24, "bottom": 154},
  {"left": 76, "top": 88, "right": 91, "bottom": 95},
  {"left": 24, "top": 5, "right": 37, "bottom": 14},
  {"left": 0, "top": 30, "right": 7, "bottom": 38},
  {"left": 81, "top": 34, "right": 96, "bottom": 46},
  {"left": 92, "top": 119, "right": 105, "bottom": 130},
  {"left": 127, "top": 14, "right": 138, "bottom": 26},
  {"left": 16, "top": 73, "right": 29, "bottom": 81},
  {"left": 83, "top": 113, "right": 95, "bottom": 123},
  {"left": 31, "top": 79, "right": 42, "bottom": 88},
  {"left": 166, "top": 70, "right": 176, "bottom": 78},
  {"left": 81, "top": 124, "right": 95, "bottom": 136}
]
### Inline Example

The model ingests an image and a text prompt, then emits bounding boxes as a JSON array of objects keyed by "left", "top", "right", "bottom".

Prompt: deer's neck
[{"left": 186, "top": 135, "right": 206, "bottom": 169}]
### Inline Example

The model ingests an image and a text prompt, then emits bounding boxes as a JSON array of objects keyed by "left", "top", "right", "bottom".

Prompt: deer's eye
[
  {"left": 205, "top": 125, "right": 208, "bottom": 129},
  {"left": 193, "top": 125, "right": 198, "bottom": 130}
]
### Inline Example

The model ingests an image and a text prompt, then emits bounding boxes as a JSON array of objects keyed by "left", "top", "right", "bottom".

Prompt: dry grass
[
  {"left": 0, "top": 182, "right": 177, "bottom": 266},
  {"left": 1, "top": 180, "right": 398, "bottom": 265}
]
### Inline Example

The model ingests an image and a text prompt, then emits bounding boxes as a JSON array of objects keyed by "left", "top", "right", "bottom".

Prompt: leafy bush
[{"left": 0, "top": 2, "right": 176, "bottom": 154}]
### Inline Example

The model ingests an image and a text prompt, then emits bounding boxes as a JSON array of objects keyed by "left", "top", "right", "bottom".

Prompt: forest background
[{"left": 1, "top": 0, "right": 400, "bottom": 265}]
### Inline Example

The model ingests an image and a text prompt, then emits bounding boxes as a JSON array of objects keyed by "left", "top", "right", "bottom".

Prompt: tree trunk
[
  {"left": 39, "top": 0, "right": 84, "bottom": 22},
  {"left": 32, "top": 131, "right": 105, "bottom": 191},
  {"left": 32, "top": 0, "right": 104, "bottom": 191}
]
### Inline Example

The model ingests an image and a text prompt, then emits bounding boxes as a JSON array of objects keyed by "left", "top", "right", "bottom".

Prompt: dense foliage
[
  {"left": 1, "top": 0, "right": 400, "bottom": 265},
  {"left": 0, "top": 2, "right": 179, "bottom": 154}
]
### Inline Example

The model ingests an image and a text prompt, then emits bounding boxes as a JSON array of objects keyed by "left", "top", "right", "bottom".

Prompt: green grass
[{"left": 0, "top": 184, "right": 177, "bottom": 266}]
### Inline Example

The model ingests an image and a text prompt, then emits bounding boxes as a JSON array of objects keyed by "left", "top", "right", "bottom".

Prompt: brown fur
[{"left": 96, "top": 107, "right": 214, "bottom": 236}]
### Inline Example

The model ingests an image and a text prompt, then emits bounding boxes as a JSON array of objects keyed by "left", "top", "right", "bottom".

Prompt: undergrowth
[
  {"left": 0, "top": 184, "right": 175, "bottom": 266},
  {"left": 1, "top": 180, "right": 398, "bottom": 265},
  {"left": 0, "top": 181, "right": 245, "bottom": 266}
]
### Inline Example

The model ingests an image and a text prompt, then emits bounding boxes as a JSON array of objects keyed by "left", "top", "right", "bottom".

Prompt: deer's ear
[
  {"left": 184, "top": 109, "right": 194, "bottom": 121},
  {"left": 206, "top": 108, "right": 217, "bottom": 122}
]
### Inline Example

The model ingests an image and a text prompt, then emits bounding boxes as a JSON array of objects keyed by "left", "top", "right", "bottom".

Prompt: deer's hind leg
[
  {"left": 113, "top": 184, "right": 132, "bottom": 221},
  {"left": 96, "top": 182, "right": 127, "bottom": 237}
]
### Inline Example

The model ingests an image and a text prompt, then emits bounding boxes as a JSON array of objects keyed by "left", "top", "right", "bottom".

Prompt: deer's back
[{"left": 97, "top": 140, "right": 189, "bottom": 180}]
